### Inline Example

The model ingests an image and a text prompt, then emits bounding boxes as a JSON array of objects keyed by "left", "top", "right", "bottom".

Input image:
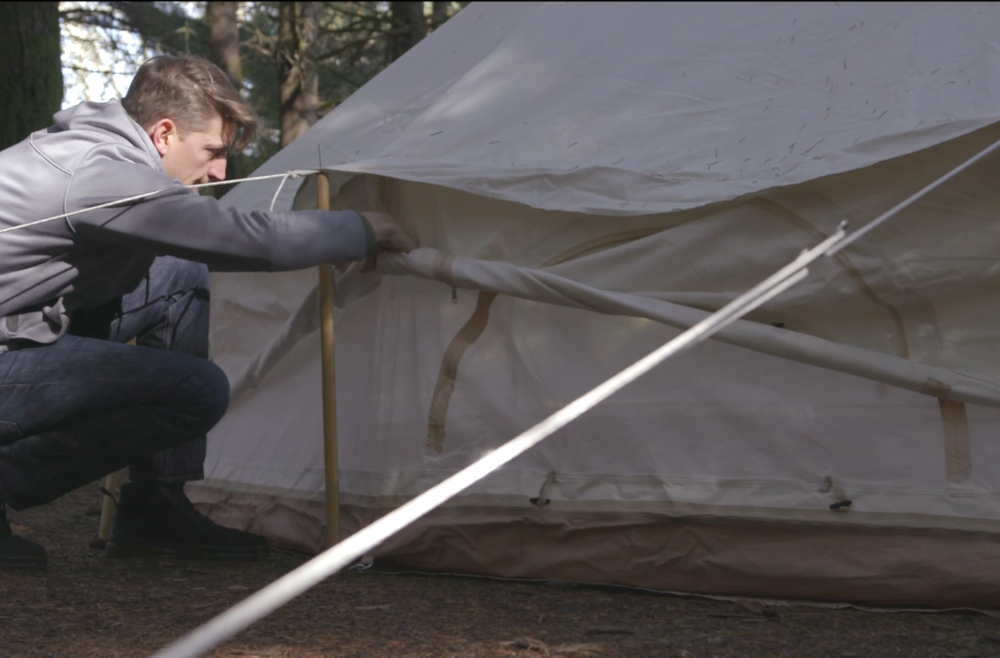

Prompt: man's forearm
[{"left": 72, "top": 190, "right": 372, "bottom": 272}]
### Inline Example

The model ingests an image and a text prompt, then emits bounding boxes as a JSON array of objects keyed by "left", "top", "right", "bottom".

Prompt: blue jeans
[{"left": 0, "top": 256, "right": 227, "bottom": 510}]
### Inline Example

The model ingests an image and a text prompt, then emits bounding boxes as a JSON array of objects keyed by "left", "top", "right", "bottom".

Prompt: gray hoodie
[{"left": 0, "top": 100, "right": 372, "bottom": 350}]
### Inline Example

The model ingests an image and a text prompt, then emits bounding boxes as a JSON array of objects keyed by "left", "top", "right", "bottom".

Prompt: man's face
[{"left": 151, "top": 114, "right": 229, "bottom": 185}]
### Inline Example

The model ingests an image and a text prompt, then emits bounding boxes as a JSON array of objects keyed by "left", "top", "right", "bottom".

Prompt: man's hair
[{"left": 122, "top": 55, "right": 257, "bottom": 151}]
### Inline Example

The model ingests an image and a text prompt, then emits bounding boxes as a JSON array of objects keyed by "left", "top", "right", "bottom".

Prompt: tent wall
[
  {"left": 196, "top": 130, "right": 1000, "bottom": 606},
  {"left": 187, "top": 489, "right": 1000, "bottom": 608},
  {"left": 200, "top": 1, "right": 1000, "bottom": 606}
]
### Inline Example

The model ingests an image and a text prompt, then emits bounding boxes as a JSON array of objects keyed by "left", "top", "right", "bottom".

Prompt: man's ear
[{"left": 148, "top": 118, "right": 178, "bottom": 158}]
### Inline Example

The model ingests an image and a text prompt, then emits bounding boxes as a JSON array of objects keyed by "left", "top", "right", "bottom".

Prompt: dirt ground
[{"left": 1, "top": 481, "right": 999, "bottom": 658}]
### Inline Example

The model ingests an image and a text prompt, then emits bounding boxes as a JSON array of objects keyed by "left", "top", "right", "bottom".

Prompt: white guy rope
[
  {"left": 188, "top": 169, "right": 320, "bottom": 190},
  {"left": 827, "top": 135, "right": 1000, "bottom": 255},
  {"left": 147, "top": 226, "right": 845, "bottom": 658},
  {"left": 0, "top": 169, "right": 320, "bottom": 236},
  {"left": 269, "top": 173, "right": 293, "bottom": 212}
]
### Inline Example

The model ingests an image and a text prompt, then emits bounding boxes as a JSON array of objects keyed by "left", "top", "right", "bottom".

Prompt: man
[{"left": 0, "top": 55, "right": 415, "bottom": 569}]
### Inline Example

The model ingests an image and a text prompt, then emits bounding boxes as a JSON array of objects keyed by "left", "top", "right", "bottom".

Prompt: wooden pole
[
  {"left": 96, "top": 336, "right": 138, "bottom": 547},
  {"left": 97, "top": 470, "right": 120, "bottom": 542},
  {"left": 315, "top": 172, "right": 340, "bottom": 546}
]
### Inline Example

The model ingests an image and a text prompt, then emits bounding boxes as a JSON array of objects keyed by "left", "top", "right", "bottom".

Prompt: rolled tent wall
[{"left": 190, "top": 2, "right": 1000, "bottom": 606}]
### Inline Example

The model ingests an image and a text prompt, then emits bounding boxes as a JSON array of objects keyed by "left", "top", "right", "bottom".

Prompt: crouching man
[{"left": 0, "top": 55, "right": 415, "bottom": 569}]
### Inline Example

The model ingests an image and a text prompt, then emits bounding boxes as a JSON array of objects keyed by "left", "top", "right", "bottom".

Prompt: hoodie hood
[{"left": 45, "top": 100, "right": 165, "bottom": 174}]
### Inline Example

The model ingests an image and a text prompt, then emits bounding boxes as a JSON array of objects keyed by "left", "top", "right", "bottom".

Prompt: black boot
[
  {"left": 0, "top": 501, "right": 47, "bottom": 570},
  {"left": 105, "top": 483, "right": 268, "bottom": 560}
]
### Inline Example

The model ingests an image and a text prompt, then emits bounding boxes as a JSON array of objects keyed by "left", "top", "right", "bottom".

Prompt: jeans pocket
[{"left": 0, "top": 420, "right": 21, "bottom": 446}]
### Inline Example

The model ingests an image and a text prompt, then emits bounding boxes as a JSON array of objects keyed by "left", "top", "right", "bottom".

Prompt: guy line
[{"left": 0, "top": 169, "right": 320, "bottom": 236}]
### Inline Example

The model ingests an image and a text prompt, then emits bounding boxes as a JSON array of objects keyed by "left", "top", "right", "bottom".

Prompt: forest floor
[{"left": 1, "top": 481, "right": 999, "bottom": 658}]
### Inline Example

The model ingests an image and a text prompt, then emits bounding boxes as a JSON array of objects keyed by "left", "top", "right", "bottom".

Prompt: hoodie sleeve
[{"left": 64, "top": 143, "right": 373, "bottom": 272}]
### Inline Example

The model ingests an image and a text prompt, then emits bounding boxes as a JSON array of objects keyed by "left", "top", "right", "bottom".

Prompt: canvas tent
[{"left": 189, "top": 1, "right": 1000, "bottom": 607}]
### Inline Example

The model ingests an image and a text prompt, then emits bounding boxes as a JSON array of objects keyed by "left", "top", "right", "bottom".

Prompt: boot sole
[{"left": 105, "top": 537, "right": 268, "bottom": 561}]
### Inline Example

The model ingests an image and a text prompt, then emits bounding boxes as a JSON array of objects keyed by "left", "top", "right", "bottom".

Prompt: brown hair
[{"left": 122, "top": 55, "right": 258, "bottom": 151}]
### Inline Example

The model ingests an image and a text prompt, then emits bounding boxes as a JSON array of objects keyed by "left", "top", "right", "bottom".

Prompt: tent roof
[{"left": 223, "top": 1, "right": 1000, "bottom": 216}]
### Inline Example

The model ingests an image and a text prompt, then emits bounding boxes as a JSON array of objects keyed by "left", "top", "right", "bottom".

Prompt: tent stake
[{"left": 316, "top": 172, "right": 340, "bottom": 546}]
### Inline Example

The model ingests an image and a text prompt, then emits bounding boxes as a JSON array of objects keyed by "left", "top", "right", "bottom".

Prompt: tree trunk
[
  {"left": 430, "top": 2, "right": 450, "bottom": 32},
  {"left": 205, "top": 1, "right": 243, "bottom": 196},
  {"left": 278, "top": 1, "right": 319, "bottom": 148},
  {"left": 389, "top": 1, "right": 426, "bottom": 63},
  {"left": 206, "top": 1, "right": 242, "bottom": 87},
  {"left": 0, "top": 2, "right": 62, "bottom": 151}
]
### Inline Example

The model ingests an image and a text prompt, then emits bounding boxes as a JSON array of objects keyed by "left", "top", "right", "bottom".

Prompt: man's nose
[{"left": 207, "top": 158, "right": 228, "bottom": 182}]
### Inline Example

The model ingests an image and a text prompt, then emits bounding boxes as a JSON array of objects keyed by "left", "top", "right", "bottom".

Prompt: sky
[{"left": 60, "top": 1, "right": 203, "bottom": 108}]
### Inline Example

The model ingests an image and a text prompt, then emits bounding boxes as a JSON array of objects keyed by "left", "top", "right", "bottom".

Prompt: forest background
[{"left": 0, "top": 2, "right": 467, "bottom": 192}]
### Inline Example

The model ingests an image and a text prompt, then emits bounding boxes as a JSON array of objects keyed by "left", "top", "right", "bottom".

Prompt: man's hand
[
  {"left": 362, "top": 211, "right": 417, "bottom": 253},
  {"left": 359, "top": 211, "right": 417, "bottom": 273}
]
